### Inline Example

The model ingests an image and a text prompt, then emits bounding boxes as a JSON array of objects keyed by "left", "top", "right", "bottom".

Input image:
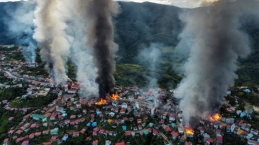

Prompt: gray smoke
[
  {"left": 3, "top": 1, "right": 36, "bottom": 62},
  {"left": 175, "top": 0, "right": 259, "bottom": 127},
  {"left": 33, "top": 0, "right": 70, "bottom": 85},
  {"left": 138, "top": 43, "right": 162, "bottom": 107},
  {"left": 84, "top": 0, "right": 120, "bottom": 99},
  {"left": 64, "top": 0, "right": 98, "bottom": 98},
  {"left": 138, "top": 43, "right": 162, "bottom": 88}
]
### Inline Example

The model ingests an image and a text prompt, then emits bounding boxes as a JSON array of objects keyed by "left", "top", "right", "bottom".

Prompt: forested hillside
[{"left": 0, "top": 1, "right": 259, "bottom": 88}]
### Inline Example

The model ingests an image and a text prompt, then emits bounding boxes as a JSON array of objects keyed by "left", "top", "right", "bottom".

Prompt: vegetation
[{"left": 10, "top": 92, "right": 57, "bottom": 108}]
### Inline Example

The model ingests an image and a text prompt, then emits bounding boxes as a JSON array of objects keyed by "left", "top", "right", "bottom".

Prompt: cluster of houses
[{"left": 1, "top": 47, "right": 259, "bottom": 145}]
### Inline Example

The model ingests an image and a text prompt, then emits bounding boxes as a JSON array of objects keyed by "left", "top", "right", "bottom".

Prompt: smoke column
[
  {"left": 138, "top": 43, "right": 162, "bottom": 88},
  {"left": 65, "top": 0, "right": 99, "bottom": 97},
  {"left": 175, "top": 0, "right": 259, "bottom": 126},
  {"left": 138, "top": 43, "right": 162, "bottom": 107},
  {"left": 85, "top": 0, "right": 120, "bottom": 99},
  {"left": 3, "top": 1, "right": 36, "bottom": 62},
  {"left": 33, "top": 0, "right": 70, "bottom": 85}
]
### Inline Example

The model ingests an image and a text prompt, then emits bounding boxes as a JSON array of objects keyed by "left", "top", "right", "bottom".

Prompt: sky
[
  {"left": 0, "top": 0, "right": 204, "bottom": 8},
  {"left": 116, "top": 0, "right": 203, "bottom": 8}
]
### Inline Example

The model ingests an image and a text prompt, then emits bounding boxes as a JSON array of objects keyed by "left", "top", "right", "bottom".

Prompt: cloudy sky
[
  {"left": 0, "top": 0, "right": 204, "bottom": 8},
  {"left": 117, "top": 0, "right": 203, "bottom": 8}
]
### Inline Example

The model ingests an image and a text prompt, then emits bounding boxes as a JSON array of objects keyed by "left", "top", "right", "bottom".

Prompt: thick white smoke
[
  {"left": 33, "top": 0, "right": 70, "bottom": 85},
  {"left": 175, "top": 0, "right": 259, "bottom": 126},
  {"left": 65, "top": 1, "right": 98, "bottom": 98}
]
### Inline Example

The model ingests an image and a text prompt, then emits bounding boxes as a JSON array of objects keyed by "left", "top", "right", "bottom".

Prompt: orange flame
[
  {"left": 185, "top": 127, "right": 194, "bottom": 136},
  {"left": 49, "top": 79, "right": 53, "bottom": 83},
  {"left": 95, "top": 98, "right": 107, "bottom": 105},
  {"left": 209, "top": 113, "right": 221, "bottom": 122},
  {"left": 111, "top": 94, "right": 119, "bottom": 101}
]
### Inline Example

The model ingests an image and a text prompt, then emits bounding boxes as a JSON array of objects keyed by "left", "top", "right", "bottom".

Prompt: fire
[
  {"left": 95, "top": 98, "right": 107, "bottom": 105},
  {"left": 49, "top": 79, "right": 53, "bottom": 83},
  {"left": 111, "top": 94, "right": 119, "bottom": 101},
  {"left": 185, "top": 127, "right": 194, "bottom": 136},
  {"left": 209, "top": 113, "right": 221, "bottom": 122}
]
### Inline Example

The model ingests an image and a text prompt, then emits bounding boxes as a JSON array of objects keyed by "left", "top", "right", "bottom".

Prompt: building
[{"left": 30, "top": 114, "right": 47, "bottom": 122}]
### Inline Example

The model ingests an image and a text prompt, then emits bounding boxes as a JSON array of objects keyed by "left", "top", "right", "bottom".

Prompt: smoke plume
[
  {"left": 85, "top": 0, "right": 120, "bottom": 99},
  {"left": 61, "top": 0, "right": 99, "bottom": 97},
  {"left": 175, "top": 0, "right": 259, "bottom": 126},
  {"left": 138, "top": 43, "right": 162, "bottom": 88},
  {"left": 138, "top": 43, "right": 162, "bottom": 107},
  {"left": 3, "top": 1, "right": 36, "bottom": 62},
  {"left": 33, "top": 0, "right": 70, "bottom": 85}
]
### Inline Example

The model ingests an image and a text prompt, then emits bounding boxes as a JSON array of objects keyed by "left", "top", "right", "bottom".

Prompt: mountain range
[{"left": 0, "top": 1, "right": 259, "bottom": 88}]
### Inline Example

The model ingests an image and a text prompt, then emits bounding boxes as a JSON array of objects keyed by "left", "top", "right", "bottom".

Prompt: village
[{"left": 0, "top": 45, "right": 259, "bottom": 145}]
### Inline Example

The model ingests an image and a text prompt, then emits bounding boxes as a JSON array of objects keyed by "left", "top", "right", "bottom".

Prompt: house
[
  {"left": 244, "top": 89, "right": 251, "bottom": 93},
  {"left": 171, "top": 131, "right": 179, "bottom": 139},
  {"left": 153, "top": 129, "right": 158, "bottom": 136},
  {"left": 197, "top": 127, "right": 204, "bottom": 134},
  {"left": 92, "top": 140, "right": 98, "bottom": 145},
  {"left": 178, "top": 127, "right": 184, "bottom": 134},
  {"left": 138, "top": 124, "right": 142, "bottom": 130},
  {"left": 162, "top": 112, "right": 168, "bottom": 119},
  {"left": 121, "top": 103, "right": 127, "bottom": 108},
  {"left": 8, "top": 117, "right": 14, "bottom": 122},
  {"left": 50, "top": 113, "right": 57, "bottom": 120},
  {"left": 205, "top": 138, "right": 213, "bottom": 145},
  {"left": 62, "top": 134, "right": 69, "bottom": 141},
  {"left": 165, "top": 126, "right": 172, "bottom": 132},
  {"left": 29, "top": 133, "right": 35, "bottom": 139},
  {"left": 67, "top": 89, "right": 77, "bottom": 94},
  {"left": 34, "top": 132, "right": 41, "bottom": 136},
  {"left": 3, "top": 138, "right": 9, "bottom": 145},
  {"left": 240, "top": 112, "right": 247, "bottom": 118},
  {"left": 93, "top": 127, "right": 99, "bottom": 132},
  {"left": 137, "top": 119, "right": 142, "bottom": 124},
  {"left": 216, "top": 135, "right": 223, "bottom": 145},
  {"left": 21, "top": 140, "right": 29, "bottom": 145},
  {"left": 30, "top": 123, "right": 37, "bottom": 129},
  {"left": 247, "top": 140, "right": 259, "bottom": 145},
  {"left": 185, "top": 141, "right": 192, "bottom": 145},
  {"left": 30, "top": 114, "right": 47, "bottom": 122},
  {"left": 8, "top": 129, "right": 14, "bottom": 135},
  {"left": 251, "top": 129, "right": 259, "bottom": 135},
  {"left": 115, "top": 141, "right": 125, "bottom": 145},
  {"left": 73, "top": 131, "right": 80, "bottom": 137},
  {"left": 15, "top": 130, "right": 23, "bottom": 135},
  {"left": 23, "top": 114, "right": 30, "bottom": 121},
  {"left": 169, "top": 114, "right": 176, "bottom": 122},
  {"left": 105, "top": 140, "right": 111, "bottom": 145},
  {"left": 125, "top": 131, "right": 131, "bottom": 137},
  {"left": 122, "top": 126, "right": 127, "bottom": 131},
  {"left": 99, "top": 129, "right": 105, "bottom": 135},
  {"left": 16, "top": 137, "right": 24, "bottom": 143},
  {"left": 226, "top": 125, "right": 231, "bottom": 133},
  {"left": 80, "top": 128, "right": 86, "bottom": 134},
  {"left": 42, "top": 130, "right": 49, "bottom": 135},
  {"left": 43, "top": 142, "right": 52, "bottom": 145},
  {"left": 93, "top": 132, "right": 97, "bottom": 136},
  {"left": 120, "top": 108, "right": 126, "bottom": 114},
  {"left": 50, "top": 128, "right": 59, "bottom": 135},
  {"left": 51, "top": 135, "right": 57, "bottom": 141},
  {"left": 241, "top": 123, "right": 251, "bottom": 132}
]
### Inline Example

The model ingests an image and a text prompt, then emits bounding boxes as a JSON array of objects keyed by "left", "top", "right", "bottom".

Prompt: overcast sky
[
  {"left": 116, "top": 0, "right": 203, "bottom": 8},
  {"left": 0, "top": 0, "right": 204, "bottom": 8}
]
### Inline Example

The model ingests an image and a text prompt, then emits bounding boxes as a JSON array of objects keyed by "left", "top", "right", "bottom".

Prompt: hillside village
[{"left": 0, "top": 46, "right": 259, "bottom": 145}]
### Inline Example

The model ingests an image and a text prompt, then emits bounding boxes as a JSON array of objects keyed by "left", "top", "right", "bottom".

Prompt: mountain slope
[{"left": 0, "top": 2, "right": 259, "bottom": 87}]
